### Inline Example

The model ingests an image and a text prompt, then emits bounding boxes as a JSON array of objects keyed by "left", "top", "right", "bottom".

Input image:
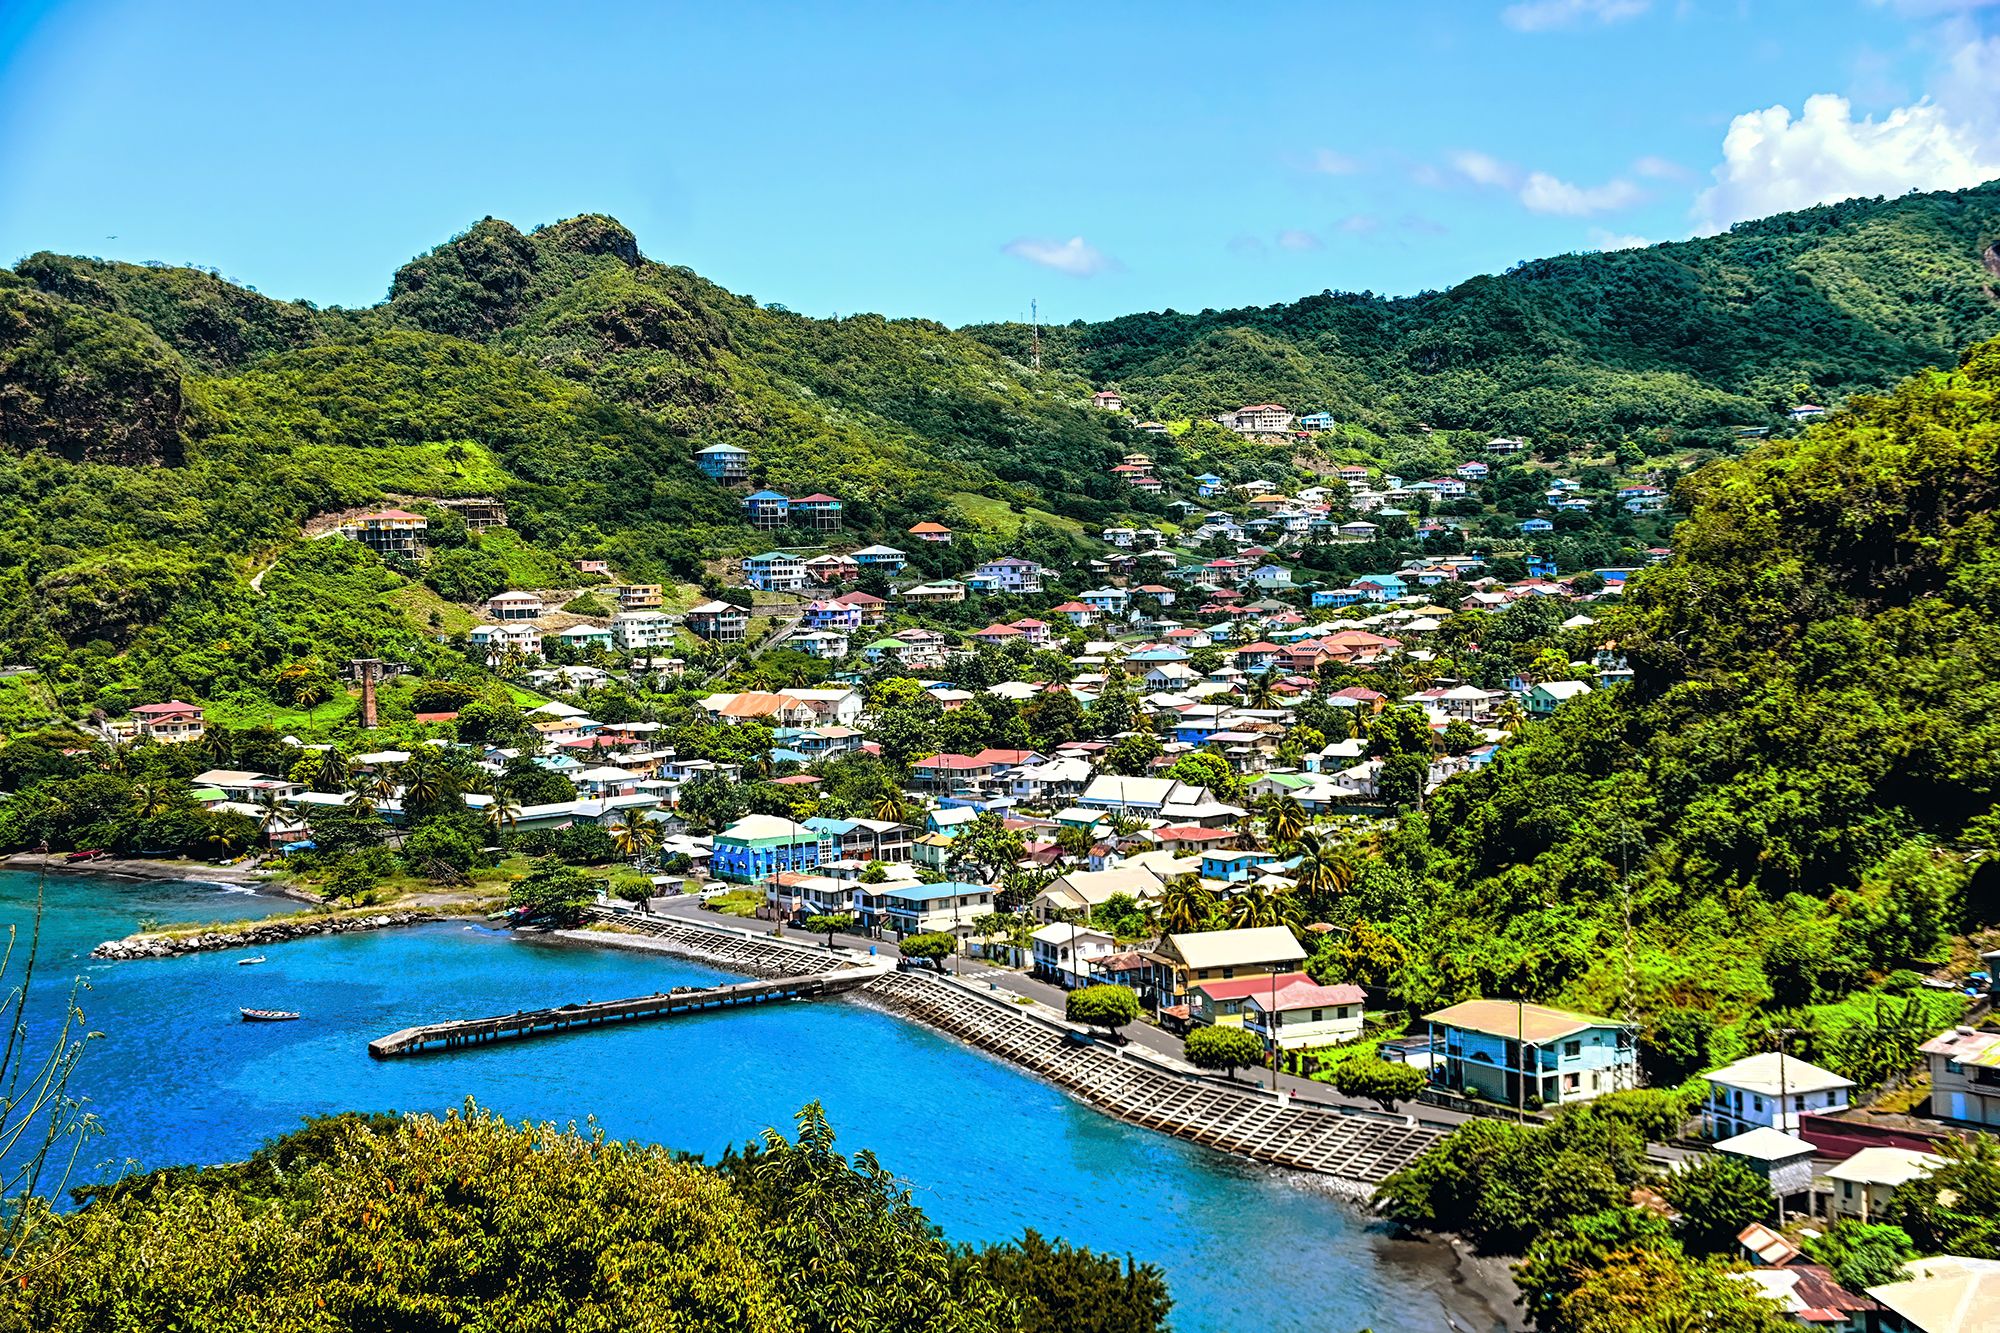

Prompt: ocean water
[{"left": 4, "top": 869, "right": 1501, "bottom": 1333}]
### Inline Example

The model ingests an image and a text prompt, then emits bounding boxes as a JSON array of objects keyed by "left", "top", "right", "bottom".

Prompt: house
[
  {"left": 1455, "top": 461, "right": 1489, "bottom": 479},
  {"left": 1079, "top": 587, "right": 1130, "bottom": 617},
  {"left": 970, "top": 623, "right": 1025, "bottom": 649},
  {"left": 1703, "top": 1052, "right": 1854, "bottom": 1136},
  {"left": 612, "top": 610, "right": 677, "bottom": 650},
  {"left": 901, "top": 581, "right": 967, "bottom": 605},
  {"left": 1078, "top": 775, "right": 1212, "bottom": 815},
  {"left": 804, "top": 816, "right": 912, "bottom": 865},
  {"left": 469, "top": 623, "right": 543, "bottom": 660},
  {"left": 1826, "top": 1147, "right": 1943, "bottom": 1223},
  {"left": 1216, "top": 404, "right": 1295, "bottom": 435},
  {"left": 742, "top": 551, "right": 808, "bottom": 592},
  {"left": 973, "top": 557, "right": 1045, "bottom": 594},
  {"left": 1712, "top": 1128, "right": 1819, "bottom": 1209},
  {"left": 1032, "top": 865, "right": 1166, "bottom": 922},
  {"left": 908, "top": 522, "right": 954, "bottom": 544},
  {"left": 1867, "top": 1256, "right": 2000, "bottom": 1333},
  {"left": 1424, "top": 1000, "right": 1637, "bottom": 1108},
  {"left": 1050, "top": 600, "right": 1096, "bottom": 627},
  {"left": 574, "top": 558, "right": 611, "bottom": 576},
  {"left": 790, "top": 494, "right": 844, "bottom": 530},
  {"left": 711, "top": 814, "right": 833, "bottom": 882},
  {"left": 1788, "top": 404, "right": 1827, "bottom": 423},
  {"left": 802, "top": 599, "right": 863, "bottom": 632},
  {"left": 1520, "top": 518, "right": 1555, "bottom": 534},
  {"left": 1136, "top": 420, "right": 1168, "bottom": 434},
  {"left": 555, "top": 624, "right": 614, "bottom": 653},
  {"left": 336, "top": 508, "right": 427, "bottom": 557},
  {"left": 742, "top": 490, "right": 791, "bottom": 528},
  {"left": 130, "top": 700, "right": 205, "bottom": 743},
  {"left": 1248, "top": 565, "right": 1292, "bottom": 589},
  {"left": 862, "top": 880, "right": 992, "bottom": 942},
  {"left": 686, "top": 601, "right": 749, "bottom": 643},
  {"left": 804, "top": 553, "right": 860, "bottom": 584},
  {"left": 1091, "top": 389, "right": 1125, "bottom": 411},
  {"left": 1149, "top": 927, "right": 1309, "bottom": 1010},
  {"left": 791, "top": 630, "right": 849, "bottom": 660},
  {"left": 487, "top": 590, "right": 545, "bottom": 621},
  {"left": 1242, "top": 976, "right": 1367, "bottom": 1050},
  {"left": 1337, "top": 521, "right": 1380, "bottom": 541},
  {"left": 1732, "top": 1238, "right": 1874, "bottom": 1333},
  {"left": 694, "top": 443, "right": 750, "bottom": 481},
  {"left": 1299, "top": 411, "right": 1333, "bottom": 431},
  {"left": 1312, "top": 588, "right": 1368, "bottom": 609},
  {"left": 852, "top": 545, "right": 908, "bottom": 574},
  {"left": 1200, "top": 848, "right": 1280, "bottom": 882},
  {"left": 1528, "top": 680, "right": 1591, "bottom": 714},
  {"left": 614, "top": 584, "right": 664, "bottom": 611},
  {"left": 1032, "top": 923, "right": 1117, "bottom": 988},
  {"left": 1917, "top": 1025, "right": 2000, "bottom": 1127}
]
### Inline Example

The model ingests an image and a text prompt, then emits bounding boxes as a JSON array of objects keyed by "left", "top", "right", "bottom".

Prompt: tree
[
  {"left": 1266, "top": 794, "right": 1306, "bottom": 845},
  {"left": 1800, "top": 1219, "right": 1917, "bottom": 1291},
  {"left": 482, "top": 792, "right": 523, "bottom": 841},
  {"left": 945, "top": 812, "right": 1025, "bottom": 884},
  {"left": 1100, "top": 732, "right": 1162, "bottom": 776},
  {"left": 1065, "top": 984, "right": 1141, "bottom": 1038},
  {"left": 1664, "top": 1153, "right": 1770, "bottom": 1254},
  {"left": 953, "top": 1229, "right": 1171, "bottom": 1333},
  {"left": 805, "top": 913, "right": 854, "bottom": 948},
  {"left": 1640, "top": 1006, "right": 1716, "bottom": 1087},
  {"left": 505, "top": 859, "right": 596, "bottom": 928},
  {"left": 1159, "top": 876, "right": 1215, "bottom": 936},
  {"left": 1514, "top": 1206, "right": 1678, "bottom": 1333},
  {"left": 1886, "top": 1133, "right": 2000, "bottom": 1258},
  {"left": 1327, "top": 1057, "right": 1427, "bottom": 1112},
  {"left": 610, "top": 809, "right": 659, "bottom": 863},
  {"left": 401, "top": 819, "right": 478, "bottom": 881},
  {"left": 1162, "top": 751, "right": 1237, "bottom": 801},
  {"left": 897, "top": 931, "right": 957, "bottom": 972},
  {"left": 325, "top": 847, "right": 394, "bottom": 904},
  {"left": 1557, "top": 1246, "right": 1790, "bottom": 1333},
  {"left": 1183, "top": 1025, "right": 1265, "bottom": 1080}
]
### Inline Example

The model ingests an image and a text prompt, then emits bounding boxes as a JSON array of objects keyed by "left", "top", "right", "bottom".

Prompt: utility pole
[{"left": 1031, "top": 299, "right": 1041, "bottom": 372}]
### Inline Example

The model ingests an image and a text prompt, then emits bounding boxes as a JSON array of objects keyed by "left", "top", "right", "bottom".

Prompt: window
[
  {"left": 1794, "top": 1095, "right": 1804, "bottom": 1111},
  {"left": 1752, "top": 1096, "right": 1764, "bottom": 1112},
  {"left": 1311, "top": 1009, "right": 1323, "bottom": 1022},
  {"left": 1222, "top": 967, "right": 1236, "bottom": 979},
  {"left": 1563, "top": 1040, "right": 1581, "bottom": 1058}
]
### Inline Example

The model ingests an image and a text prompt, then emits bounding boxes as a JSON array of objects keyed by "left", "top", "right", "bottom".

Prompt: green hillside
[
  {"left": 1351, "top": 333, "right": 2000, "bottom": 1083},
  {"left": 969, "top": 183, "right": 2000, "bottom": 448}
]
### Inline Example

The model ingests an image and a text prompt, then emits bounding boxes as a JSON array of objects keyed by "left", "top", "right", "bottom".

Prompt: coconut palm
[
  {"left": 1496, "top": 697, "right": 1529, "bottom": 735},
  {"left": 483, "top": 793, "right": 523, "bottom": 840},
  {"left": 1159, "top": 874, "right": 1214, "bottom": 936},
  {"left": 252, "top": 789, "right": 289, "bottom": 835},
  {"left": 1244, "top": 673, "right": 1277, "bottom": 710},
  {"left": 313, "top": 746, "right": 350, "bottom": 793},
  {"left": 400, "top": 755, "right": 456, "bottom": 812},
  {"left": 1225, "top": 886, "right": 1304, "bottom": 934},
  {"left": 871, "top": 790, "right": 909, "bottom": 824},
  {"left": 1268, "top": 794, "right": 1308, "bottom": 846},
  {"left": 610, "top": 809, "right": 659, "bottom": 863},
  {"left": 1233, "top": 815, "right": 1259, "bottom": 851},
  {"left": 130, "top": 781, "right": 173, "bottom": 820},
  {"left": 1291, "top": 829, "right": 1355, "bottom": 900},
  {"left": 195, "top": 727, "right": 233, "bottom": 766}
]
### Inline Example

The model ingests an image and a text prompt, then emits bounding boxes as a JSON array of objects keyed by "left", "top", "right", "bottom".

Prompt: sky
[{"left": 1, "top": 0, "right": 1997, "bottom": 327}]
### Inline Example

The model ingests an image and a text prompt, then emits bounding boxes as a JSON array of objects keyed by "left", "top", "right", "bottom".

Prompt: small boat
[
  {"left": 240, "top": 1008, "right": 300, "bottom": 1022},
  {"left": 237, "top": 956, "right": 267, "bottom": 966}
]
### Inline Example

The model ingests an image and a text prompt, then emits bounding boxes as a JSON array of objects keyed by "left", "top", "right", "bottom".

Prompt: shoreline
[
  {"left": 3, "top": 851, "right": 316, "bottom": 899},
  {"left": 560, "top": 921, "right": 1521, "bottom": 1331}
]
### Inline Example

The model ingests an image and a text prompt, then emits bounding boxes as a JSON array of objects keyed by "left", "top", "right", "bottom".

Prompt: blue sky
[{"left": 2, "top": 0, "right": 1996, "bottom": 326}]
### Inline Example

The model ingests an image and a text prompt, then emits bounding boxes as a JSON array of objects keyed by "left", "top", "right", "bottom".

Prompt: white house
[
  {"left": 1826, "top": 1147, "right": 1943, "bottom": 1223},
  {"left": 1241, "top": 976, "right": 1367, "bottom": 1050},
  {"left": 1703, "top": 1052, "right": 1854, "bottom": 1136},
  {"left": 1031, "top": 923, "right": 1116, "bottom": 989}
]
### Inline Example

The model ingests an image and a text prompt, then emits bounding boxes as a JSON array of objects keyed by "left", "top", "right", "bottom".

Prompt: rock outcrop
[{"left": 92, "top": 910, "right": 443, "bottom": 960}]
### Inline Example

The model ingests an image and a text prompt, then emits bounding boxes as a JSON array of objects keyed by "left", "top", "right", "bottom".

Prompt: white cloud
[
  {"left": 1587, "top": 228, "right": 1653, "bottom": 251},
  {"left": 1519, "top": 171, "right": 1645, "bottom": 214},
  {"left": 1451, "top": 150, "right": 1520, "bottom": 187},
  {"left": 1276, "top": 228, "right": 1324, "bottom": 252},
  {"left": 1335, "top": 213, "right": 1382, "bottom": 235},
  {"left": 1501, "top": 0, "right": 1650, "bottom": 32},
  {"left": 1692, "top": 92, "right": 2000, "bottom": 232},
  {"left": 1001, "top": 235, "right": 1116, "bottom": 277},
  {"left": 1308, "top": 148, "right": 1360, "bottom": 175},
  {"left": 1631, "top": 154, "right": 1692, "bottom": 180}
]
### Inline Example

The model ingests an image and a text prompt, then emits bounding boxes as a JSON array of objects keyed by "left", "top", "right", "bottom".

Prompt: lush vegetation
[
  {"left": 970, "top": 184, "right": 2000, "bottom": 447},
  {"left": 16, "top": 1102, "right": 1170, "bottom": 1333}
]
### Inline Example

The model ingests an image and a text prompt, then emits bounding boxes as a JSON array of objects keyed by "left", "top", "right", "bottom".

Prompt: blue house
[
  {"left": 695, "top": 443, "right": 750, "bottom": 481},
  {"left": 1520, "top": 518, "right": 1555, "bottom": 534},
  {"left": 1526, "top": 555, "right": 1559, "bottom": 579},
  {"left": 1423, "top": 1000, "right": 1637, "bottom": 1107},
  {"left": 742, "top": 490, "right": 791, "bottom": 528},
  {"left": 1312, "top": 587, "right": 1367, "bottom": 609},
  {"left": 1195, "top": 473, "right": 1225, "bottom": 497},
  {"left": 1299, "top": 411, "right": 1333, "bottom": 431},
  {"left": 1200, "top": 849, "right": 1280, "bottom": 882},
  {"left": 1353, "top": 574, "right": 1406, "bottom": 602},
  {"left": 851, "top": 545, "right": 908, "bottom": 574}
]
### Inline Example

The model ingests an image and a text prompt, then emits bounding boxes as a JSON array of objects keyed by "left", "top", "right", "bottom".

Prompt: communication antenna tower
[{"left": 1031, "top": 298, "right": 1041, "bottom": 371}]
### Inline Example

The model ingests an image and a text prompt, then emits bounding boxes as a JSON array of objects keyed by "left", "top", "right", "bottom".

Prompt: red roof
[
  {"left": 1235, "top": 642, "right": 1282, "bottom": 654},
  {"left": 841, "top": 591, "right": 886, "bottom": 605},
  {"left": 1151, "top": 826, "right": 1237, "bottom": 843},
  {"left": 131, "top": 701, "right": 200, "bottom": 715},
  {"left": 1050, "top": 601, "right": 1092, "bottom": 613},
  {"left": 1009, "top": 618, "right": 1047, "bottom": 629},
  {"left": 908, "top": 522, "right": 952, "bottom": 533},
  {"left": 412, "top": 711, "right": 460, "bottom": 723},
  {"left": 1194, "top": 970, "right": 1365, "bottom": 1008},
  {"left": 355, "top": 508, "right": 427, "bottom": 521},
  {"left": 973, "top": 623, "right": 1023, "bottom": 637},
  {"left": 792, "top": 493, "right": 841, "bottom": 503},
  {"left": 769, "top": 774, "right": 821, "bottom": 786}
]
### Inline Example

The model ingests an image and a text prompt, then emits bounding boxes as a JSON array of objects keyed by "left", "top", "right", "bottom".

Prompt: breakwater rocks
[{"left": 92, "top": 910, "right": 443, "bottom": 960}]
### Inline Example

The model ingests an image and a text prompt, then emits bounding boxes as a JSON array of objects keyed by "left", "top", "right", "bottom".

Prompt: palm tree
[
  {"left": 1244, "top": 673, "right": 1277, "bottom": 710},
  {"left": 313, "top": 746, "right": 350, "bottom": 793},
  {"left": 1160, "top": 874, "right": 1214, "bottom": 936},
  {"left": 610, "top": 809, "right": 659, "bottom": 863},
  {"left": 195, "top": 727, "right": 233, "bottom": 767},
  {"left": 1268, "top": 794, "right": 1307, "bottom": 846},
  {"left": 1233, "top": 814, "right": 1259, "bottom": 851},
  {"left": 1225, "top": 886, "right": 1281, "bottom": 931},
  {"left": 1291, "top": 829, "right": 1355, "bottom": 900},
  {"left": 252, "top": 789, "right": 289, "bottom": 836},
  {"left": 130, "top": 781, "right": 173, "bottom": 820},
  {"left": 1496, "top": 697, "right": 1528, "bottom": 735},
  {"left": 342, "top": 781, "right": 378, "bottom": 820},
  {"left": 400, "top": 757, "right": 455, "bottom": 812},
  {"left": 483, "top": 793, "right": 523, "bottom": 841},
  {"left": 871, "top": 791, "right": 909, "bottom": 824}
]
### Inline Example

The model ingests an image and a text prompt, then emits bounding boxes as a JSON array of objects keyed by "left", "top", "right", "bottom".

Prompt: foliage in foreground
[{"left": 17, "top": 1103, "right": 1172, "bottom": 1333}]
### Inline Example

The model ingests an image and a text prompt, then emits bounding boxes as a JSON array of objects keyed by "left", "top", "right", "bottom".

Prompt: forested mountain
[
  {"left": 0, "top": 187, "right": 1996, "bottom": 725},
  {"left": 970, "top": 184, "right": 2000, "bottom": 447}
]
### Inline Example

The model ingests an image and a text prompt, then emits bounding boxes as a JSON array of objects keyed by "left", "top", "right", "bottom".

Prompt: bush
[
  {"left": 1184, "top": 1025, "right": 1266, "bottom": 1079},
  {"left": 897, "top": 931, "right": 957, "bottom": 971},
  {"left": 1065, "top": 984, "right": 1141, "bottom": 1036},
  {"left": 1327, "top": 1056, "right": 1428, "bottom": 1112},
  {"left": 1664, "top": 1154, "right": 1770, "bottom": 1255},
  {"left": 401, "top": 818, "right": 478, "bottom": 878}
]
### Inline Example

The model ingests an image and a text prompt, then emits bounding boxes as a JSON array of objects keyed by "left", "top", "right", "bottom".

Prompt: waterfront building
[
  {"left": 1424, "top": 1000, "right": 1637, "bottom": 1108},
  {"left": 711, "top": 814, "right": 833, "bottom": 883}
]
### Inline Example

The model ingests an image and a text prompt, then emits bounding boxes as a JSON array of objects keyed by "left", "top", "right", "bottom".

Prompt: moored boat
[
  {"left": 240, "top": 1008, "right": 300, "bottom": 1022},
  {"left": 237, "top": 956, "right": 267, "bottom": 966}
]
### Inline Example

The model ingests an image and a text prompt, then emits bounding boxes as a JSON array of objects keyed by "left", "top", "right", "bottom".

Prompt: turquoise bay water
[{"left": 6, "top": 870, "right": 1498, "bottom": 1333}]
